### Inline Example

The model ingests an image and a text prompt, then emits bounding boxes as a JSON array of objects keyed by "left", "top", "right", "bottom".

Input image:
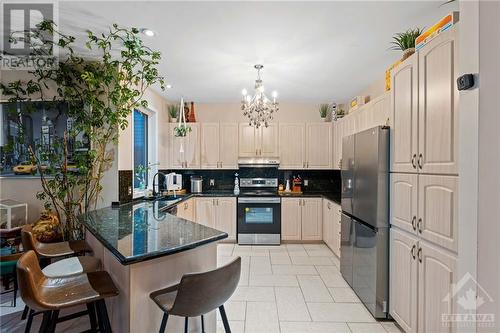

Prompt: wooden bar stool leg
[
  {"left": 87, "top": 302, "right": 98, "bottom": 332},
  {"left": 38, "top": 311, "right": 52, "bottom": 333},
  {"left": 200, "top": 314, "right": 205, "bottom": 333},
  {"left": 96, "top": 299, "right": 112, "bottom": 333},
  {"left": 184, "top": 317, "right": 188, "bottom": 333},
  {"left": 219, "top": 305, "right": 231, "bottom": 333},
  {"left": 159, "top": 313, "right": 169, "bottom": 333},
  {"left": 24, "top": 309, "right": 35, "bottom": 333}
]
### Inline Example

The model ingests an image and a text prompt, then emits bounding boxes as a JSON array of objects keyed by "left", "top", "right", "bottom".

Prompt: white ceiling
[{"left": 57, "top": 1, "right": 457, "bottom": 103}]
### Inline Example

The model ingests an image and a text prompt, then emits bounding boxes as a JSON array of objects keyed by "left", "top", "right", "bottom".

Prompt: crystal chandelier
[{"left": 241, "top": 64, "right": 279, "bottom": 128}]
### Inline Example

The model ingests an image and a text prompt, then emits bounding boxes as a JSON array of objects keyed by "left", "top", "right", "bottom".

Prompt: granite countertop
[{"left": 78, "top": 198, "right": 228, "bottom": 265}]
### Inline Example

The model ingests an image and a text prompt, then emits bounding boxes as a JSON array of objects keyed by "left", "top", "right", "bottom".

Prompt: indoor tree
[{"left": 0, "top": 20, "right": 165, "bottom": 239}]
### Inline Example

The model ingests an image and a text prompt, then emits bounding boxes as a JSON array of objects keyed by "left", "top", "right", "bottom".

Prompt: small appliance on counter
[
  {"left": 190, "top": 176, "right": 203, "bottom": 193},
  {"left": 166, "top": 173, "right": 182, "bottom": 191}
]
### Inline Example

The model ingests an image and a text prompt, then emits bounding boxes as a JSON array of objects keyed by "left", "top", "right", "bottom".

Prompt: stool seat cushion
[
  {"left": 36, "top": 271, "right": 119, "bottom": 310},
  {"left": 36, "top": 240, "right": 90, "bottom": 258},
  {"left": 42, "top": 256, "right": 101, "bottom": 278}
]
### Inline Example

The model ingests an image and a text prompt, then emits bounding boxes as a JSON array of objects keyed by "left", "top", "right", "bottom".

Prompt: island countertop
[{"left": 78, "top": 198, "right": 228, "bottom": 265}]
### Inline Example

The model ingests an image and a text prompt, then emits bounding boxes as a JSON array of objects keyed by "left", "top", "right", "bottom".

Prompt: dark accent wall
[{"left": 118, "top": 170, "right": 133, "bottom": 203}]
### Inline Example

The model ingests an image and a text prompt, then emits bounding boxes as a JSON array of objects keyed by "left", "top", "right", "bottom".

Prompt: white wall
[{"left": 477, "top": 1, "right": 500, "bottom": 330}]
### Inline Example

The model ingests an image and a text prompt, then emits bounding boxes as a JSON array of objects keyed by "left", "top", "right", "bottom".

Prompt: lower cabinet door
[
  {"left": 195, "top": 198, "right": 215, "bottom": 228},
  {"left": 322, "top": 200, "right": 334, "bottom": 250},
  {"left": 390, "top": 228, "right": 418, "bottom": 333},
  {"left": 301, "top": 198, "right": 323, "bottom": 240},
  {"left": 418, "top": 240, "right": 457, "bottom": 333},
  {"left": 281, "top": 198, "right": 302, "bottom": 240},
  {"left": 333, "top": 208, "right": 342, "bottom": 257},
  {"left": 215, "top": 197, "right": 236, "bottom": 240}
]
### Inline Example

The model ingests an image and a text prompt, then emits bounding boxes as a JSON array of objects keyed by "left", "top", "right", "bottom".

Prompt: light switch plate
[
  {"left": 304, "top": 179, "right": 309, "bottom": 186},
  {"left": 209, "top": 179, "right": 215, "bottom": 186}
]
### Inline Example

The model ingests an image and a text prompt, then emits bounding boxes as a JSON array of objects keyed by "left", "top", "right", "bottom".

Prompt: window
[{"left": 133, "top": 109, "right": 148, "bottom": 189}]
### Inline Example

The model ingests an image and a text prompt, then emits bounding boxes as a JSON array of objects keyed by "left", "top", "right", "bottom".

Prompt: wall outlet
[
  {"left": 304, "top": 179, "right": 309, "bottom": 186},
  {"left": 209, "top": 179, "right": 215, "bottom": 186},
  {"left": 128, "top": 186, "right": 132, "bottom": 195}
]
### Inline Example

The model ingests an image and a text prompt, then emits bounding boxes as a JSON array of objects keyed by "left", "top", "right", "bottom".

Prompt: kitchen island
[{"left": 78, "top": 198, "right": 228, "bottom": 333}]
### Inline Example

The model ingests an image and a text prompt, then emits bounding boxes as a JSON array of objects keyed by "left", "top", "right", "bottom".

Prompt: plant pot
[
  {"left": 402, "top": 48, "right": 415, "bottom": 61},
  {"left": 170, "top": 117, "right": 178, "bottom": 123}
]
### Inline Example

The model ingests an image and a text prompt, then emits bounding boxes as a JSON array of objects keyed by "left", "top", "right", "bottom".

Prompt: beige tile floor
[
  {"left": 0, "top": 243, "right": 402, "bottom": 333},
  {"left": 217, "top": 243, "right": 402, "bottom": 333}
]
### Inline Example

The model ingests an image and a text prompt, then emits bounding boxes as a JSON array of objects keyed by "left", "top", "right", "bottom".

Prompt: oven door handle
[{"left": 238, "top": 197, "right": 281, "bottom": 204}]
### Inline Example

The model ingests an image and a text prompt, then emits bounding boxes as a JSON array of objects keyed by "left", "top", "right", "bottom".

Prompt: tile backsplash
[{"left": 159, "top": 168, "right": 340, "bottom": 194}]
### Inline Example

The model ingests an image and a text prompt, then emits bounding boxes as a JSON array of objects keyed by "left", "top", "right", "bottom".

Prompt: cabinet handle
[
  {"left": 411, "top": 216, "right": 417, "bottom": 231},
  {"left": 411, "top": 154, "right": 417, "bottom": 169},
  {"left": 327, "top": 203, "right": 331, "bottom": 209},
  {"left": 256, "top": 149, "right": 258, "bottom": 156},
  {"left": 303, "top": 162, "right": 305, "bottom": 168},
  {"left": 259, "top": 149, "right": 262, "bottom": 155},
  {"left": 411, "top": 244, "right": 416, "bottom": 259},
  {"left": 220, "top": 162, "right": 222, "bottom": 168},
  {"left": 418, "top": 153, "right": 423, "bottom": 169},
  {"left": 417, "top": 218, "right": 422, "bottom": 233},
  {"left": 307, "top": 162, "right": 309, "bottom": 168},
  {"left": 417, "top": 247, "right": 422, "bottom": 263}
]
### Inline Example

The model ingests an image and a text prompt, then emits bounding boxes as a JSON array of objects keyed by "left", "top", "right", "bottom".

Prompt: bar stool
[
  {"left": 150, "top": 257, "right": 241, "bottom": 333},
  {"left": 21, "top": 226, "right": 101, "bottom": 332},
  {"left": 16, "top": 250, "right": 119, "bottom": 333},
  {"left": 0, "top": 251, "right": 23, "bottom": 307}
]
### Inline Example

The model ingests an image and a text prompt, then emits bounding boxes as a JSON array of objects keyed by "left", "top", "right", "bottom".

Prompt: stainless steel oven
[{"left": 237, "top": 178, "right": 281, "bottom": 245}]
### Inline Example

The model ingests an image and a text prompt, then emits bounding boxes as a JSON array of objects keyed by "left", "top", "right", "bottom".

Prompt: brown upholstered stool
[
  {"left": 20, "top": 226, "right": 101, "bottom": 332},
  {"left": 150, "top": 257, "right": 241, "bottom": 333},
  {"left": 17, "top": 251, "right": 119, "bottom": 333}
]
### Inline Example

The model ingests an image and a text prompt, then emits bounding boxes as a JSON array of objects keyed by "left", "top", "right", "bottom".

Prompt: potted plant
[
  {"left": 319, "top": 104, "right": 330, "bottom": 121},
  {"left": 0, "top": 21, "right": 165, "bottom": 240},
  {"left": 174, "top": 124, "right": 192, "bottom": 137},
  {"left": 168, "top": 104, "right": 179, "bottom": 123},
  {"left": 390, "top": 28, "right": 424, "bottom": 61}
]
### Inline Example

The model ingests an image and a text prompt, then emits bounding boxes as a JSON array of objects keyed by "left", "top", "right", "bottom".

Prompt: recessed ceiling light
[
  {"left": 140, "top": 28, "right": 156, "bottom": 37},
  {"left": 166, "top": 84, "right": 172, "bottom": 89}
]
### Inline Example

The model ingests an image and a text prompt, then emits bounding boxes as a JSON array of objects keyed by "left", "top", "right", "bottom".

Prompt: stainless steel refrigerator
[{"left": 340, "top": 126, "right": 389, "bottom": 319}]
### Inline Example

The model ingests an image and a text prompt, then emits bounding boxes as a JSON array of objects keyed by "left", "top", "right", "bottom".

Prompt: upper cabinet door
[
  {"left": 279, "top": 123, "right": 305, "bottom": 169},
  {"left": 260, "top": 123, "right": 279, "bottom": 157},
  {"left": 372, "top": 92, "right": 391, "bottom": 127},
  {"left": 418, "top": 175, "right": 458, "bottom": 253},
  {"left": 418, "top": 241, "right": 457, "bottom": 333},
  {"left": 219, "top": 123, "right": 239, "bottom": 169},
  {"left": 391, "top": 53, "right": 419, "bottom": 173},
  {"left": 390, "top": 173, "right": 418, "bottom": 235},
  {"left": 169, "top": 123, "right": 200, "bottom": 169},
  {"left": 200, "top": 123, "right": 220, "bottom": 169},
  {"left": 418, "top": 27, "right": 459, "bottom": 175},
  {"left": 390, "top": 228, "right": 418, "bottom": 333},
  {"left": 239, "top": 123, "right": 259, "bottom": 157},
  {"left": 306, "top": 123, "right": 332, "bottom": 169},
  {"left": 333, "top": 120, "right": 344, "bottom": 170}
]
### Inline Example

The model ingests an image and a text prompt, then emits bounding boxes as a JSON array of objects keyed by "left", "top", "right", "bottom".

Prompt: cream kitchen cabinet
[
  {"left": 169, "top": 123, "right": 200, "bottom": 169},
  {"left": 332, "top": 119, "right": 345, "bottom": 170},
  {"left": 301, "top": 198, "right": 323, "bottom": 240},
  {"left": 391, "top": 53, "right": 419, "bottom": 173},
  {"left": 322, "top": 199, "right": 341, "bottom": 257},
  {"left": 176, "top": 198, "right": 195, "bottom": 221},
  {"left": 390, "top": 228, "right": 418, "bottom": 333},
  {"left": 390, "top": 228, "right": 457, "bottom": 333},
  {"left": 281, "top": 198, "right": 302, "bottom": 240},
  {"left": 390, "top": 174, "right": 458, "bottom": 253},
  {"left": 305, "top": 123, "right": 332, "bottom": 169},
  {"left": 279, "top": 123, "right": 305, "bottom": 169},
  {"left": 391, "top": 26, "right": 459, "bottom": 175},
  {"left": 195, "top": 197, "right": 236, "bottom": 240},
  {"left": 281, "top": 197, "right": 322, "bottom": 241},
  {"left": 239, "top": 123, "right": 278, "bottom": 157},
  {"left": 200, "top": 123, "right": 238, "bottom": 169}
]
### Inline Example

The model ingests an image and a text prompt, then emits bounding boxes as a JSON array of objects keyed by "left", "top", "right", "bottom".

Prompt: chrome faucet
[{"left": 152, "top": 172, "right": 168, "bottom": 197}]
